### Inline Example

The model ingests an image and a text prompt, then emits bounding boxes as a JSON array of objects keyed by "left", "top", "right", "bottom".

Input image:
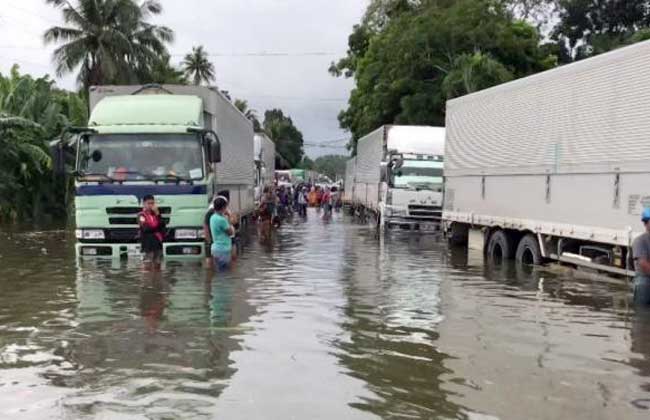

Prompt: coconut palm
[
  {"left": 234, "top": 98, "right": 261, "bottom": 131},
  {"left": 441, "top": 51, "right": 513, "bottom": 99},
  {"left": 182, "top": 46, "right": 216, "bottom": 85},
  {"left": 43, "top": 0, "right": 174, "bottom": 89}
]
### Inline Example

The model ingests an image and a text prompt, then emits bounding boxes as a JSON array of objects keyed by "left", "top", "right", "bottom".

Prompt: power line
[{"left": 169, "top": 51, "right": 342, "bottom": 57}]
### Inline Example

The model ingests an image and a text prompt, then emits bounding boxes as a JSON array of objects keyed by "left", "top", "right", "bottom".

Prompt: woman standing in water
[
  {"left": 138, "top": 194, "right": 166, "bottom": 271},
  {"left": 210, "top": 196, "right": 235, "bottom": 270}
]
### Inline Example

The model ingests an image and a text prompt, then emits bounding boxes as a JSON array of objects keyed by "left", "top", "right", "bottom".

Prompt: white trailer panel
[
  {"left": 254, "top": 133, "right": 276, "bottom": 184},
  {"left": 344, "top": 157, "right": 356, "bottom": 202},
  {"left": 444, "top": 40, "right": 650, "bottom": 252}
]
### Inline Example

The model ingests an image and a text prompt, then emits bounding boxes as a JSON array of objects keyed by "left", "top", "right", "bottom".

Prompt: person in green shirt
[{"left": 210, "top": 196, "right": 235, "bottom": 270}]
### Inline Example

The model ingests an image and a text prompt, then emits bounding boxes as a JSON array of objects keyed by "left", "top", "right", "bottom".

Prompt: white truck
[
  {"left": 443, "top": 40, "right": 650, "bottom": 276},
  {"left": 89, "top": 84, "right": 256, "bottom": 220},
  {"left": 254, "top": 133, "right": 276, "bottom": 202},
  {"left": 351, "top": 125, "right": 445, "bottom": 231},
  {"left": 343, "top": 157, "right": 356, "bottom": 204}
]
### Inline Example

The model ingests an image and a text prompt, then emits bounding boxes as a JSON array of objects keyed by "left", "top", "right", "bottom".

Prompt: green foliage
[
  {"left": 0, "top": 65, "right": 87, "bottom": 223},
  {"left": 44, "top": 0, "right": 174, "bottom": 89},
  {"left": 552, "top": 0, "right": 650, "bottom": 58},
  {"left": 182, "top": 46, "right": 216, "bottom": 86},
  {"left": 262, "top": 109, "right": 304, "bottom": 167},
  {"left": 145, "top": 54, "right": 188, "bottom": 85},
  {"left": 297, "top": 156, "right": 315, "bottom": 170},
  {"left": 334, "top": 0, "right": 556, "bottom": 151},
  {"left": 234, "top": 99, "right": 261, "bottom": 132},
  {"left": 313, "top": 155, "right": 348, "bottom": 180}
]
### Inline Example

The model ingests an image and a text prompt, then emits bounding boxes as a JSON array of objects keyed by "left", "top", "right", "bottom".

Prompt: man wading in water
[
  {"left": 632, "top": 208, "right": 650, "bottom": 306},
  {"left": 138, "top": 194, "right": 166, "bottom": 271},
  {"left": 210, "top": 196, "right": 235, "bottom": 270}
]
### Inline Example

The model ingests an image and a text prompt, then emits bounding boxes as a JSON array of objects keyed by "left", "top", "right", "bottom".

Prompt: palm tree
[
  {"left": 182, "top": 46, "right": 216, "bottom": 85},
  {"left": 43, "top": 0, "right": 174, "bottom": 89},
  {"left": 234, "top": 98, "right": 261, "bottom": 131},
  {"left": 441, "top": 51, "right": 513, "bottom": 99}
]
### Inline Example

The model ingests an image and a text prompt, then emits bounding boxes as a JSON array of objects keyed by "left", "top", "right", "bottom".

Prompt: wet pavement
[{"left": 0, "top": 210, "right": 649, "bottom": 419}]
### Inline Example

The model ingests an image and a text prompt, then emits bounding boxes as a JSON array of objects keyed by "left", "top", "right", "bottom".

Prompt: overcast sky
[{"left": 0, "top": 0, "right": 366, "bottom": 157}]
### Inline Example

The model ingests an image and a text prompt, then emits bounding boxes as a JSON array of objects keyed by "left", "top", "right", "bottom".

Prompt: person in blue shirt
[{"left": 210, "top": 196, "right": 235, "bottom": 270}]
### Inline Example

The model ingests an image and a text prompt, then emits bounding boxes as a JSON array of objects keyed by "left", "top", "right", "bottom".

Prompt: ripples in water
[{"left": 0, "top": 212, "right": 649, "bottom": 419}]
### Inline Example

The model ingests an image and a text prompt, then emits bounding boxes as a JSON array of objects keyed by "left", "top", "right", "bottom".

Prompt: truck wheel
[
  {"left": 448, "top": 223, "right": 469, "bottom": 246},
  {"left": 515, "top": 234, "right": 542, "bottom": 266},
  {"left": 486, "top": 230, "right": 513, "bottom": 263}
]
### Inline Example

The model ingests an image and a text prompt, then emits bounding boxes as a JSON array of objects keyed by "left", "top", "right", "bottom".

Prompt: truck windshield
[
  {"left": 393, "top": 160, "right": 443, "bottom": 191},
  {"left": 78, "top": 133, "right": 204, "bottom": 181}
]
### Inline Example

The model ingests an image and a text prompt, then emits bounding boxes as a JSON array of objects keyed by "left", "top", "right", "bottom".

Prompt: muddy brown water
[{"left": 0, "top": 210, "right": 648, "bottom": 419}]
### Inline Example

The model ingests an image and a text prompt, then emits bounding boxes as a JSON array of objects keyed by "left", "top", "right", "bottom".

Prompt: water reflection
[{"left": 0, "top": 216, "right": 649, "bottom": 419}]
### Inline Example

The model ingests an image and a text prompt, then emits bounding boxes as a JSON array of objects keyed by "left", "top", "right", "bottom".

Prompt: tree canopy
[
  {"left": 313, "top": 155, "right": 348, "bottom": 180},
  {"left": 182, "top": 46, "right": 216, "bottom": 86},
  {"left": 0, "top": 65, "right": 87, "bottom": 223},
  {"left": 262, "top": 109, "right": 305, "bottom": 167},
  {"left": 333, "top": 0, "right": 557, "bottom": 152},
  {"left": 44, "top": 0, "right": 174, "bottom": 89}
]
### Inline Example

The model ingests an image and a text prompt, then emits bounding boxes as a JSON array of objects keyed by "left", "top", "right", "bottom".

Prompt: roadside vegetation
[
  {"left": 332, "top": 0, "right": 650, "bottom": 152},
  {"left": 0, "top": 0, "right": 305, "bottom": 224}
]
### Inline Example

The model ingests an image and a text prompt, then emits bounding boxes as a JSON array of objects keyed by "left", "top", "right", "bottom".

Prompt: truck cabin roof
[{"left": 88, "top": 95, "right": 203, "bottom": 134}]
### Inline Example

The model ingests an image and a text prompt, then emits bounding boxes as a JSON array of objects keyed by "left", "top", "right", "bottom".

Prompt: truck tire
[
  {"left": 486, "top": 230, "right": 513, "bottom": 263},
  {"left": 515, "top": 234, "right": 542, "bottom": 266},
  {"left": 448, "top": 223, "right": 469, "bottom": 246}
]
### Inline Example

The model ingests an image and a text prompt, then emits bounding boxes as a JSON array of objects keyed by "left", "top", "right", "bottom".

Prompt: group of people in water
[{"left": 136, "top": 183, "right": 343, "bottom": 272}]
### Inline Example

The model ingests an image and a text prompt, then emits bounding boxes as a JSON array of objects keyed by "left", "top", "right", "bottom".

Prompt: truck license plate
[
  {"left": 182, "top": 247, "right": 194, "bottom": 255},
  {"left": 83, "top": 248, "right": 97, "bottom": 255}
]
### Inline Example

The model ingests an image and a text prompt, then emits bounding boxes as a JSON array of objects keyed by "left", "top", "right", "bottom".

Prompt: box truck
[
  {"left": 351, "top": 125, "right": 445, "bottom": 231},
  {"left": 343, "top": 157, "right": 356, "bottom": 204},
  {"left": 71, "top": 84, "right": 254, "bottom": 258},
  {"left": 443, "top": 40, "right": 650, "bottom": 276},
  {"left": 254, "top": 133, "right": 275, "bottom": 202}
]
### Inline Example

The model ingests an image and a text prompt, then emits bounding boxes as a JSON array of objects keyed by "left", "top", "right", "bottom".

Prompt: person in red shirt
[{"left": 138, "top": 194, "right": 166, "bottom": 271}]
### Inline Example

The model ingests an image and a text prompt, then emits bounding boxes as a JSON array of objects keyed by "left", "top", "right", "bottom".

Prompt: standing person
[
  {"left": 308, "top": 186, "right": 318, "bottom": 207},
  {"left": 297, "top": 186, "right": 308, "bottom": 217},
  {"left": 210, "top": 196, "right": 235, "bottom": 271},
  {"left": 203, "top": 197, "right": 217, "bottom": 269},
  {"left": 321, "top": 187, "right": 332, "bottom": 218},
  {"left": 138, "top": 194, "right": 165, "bottom": 271},
  {"left": 632, "top": 208, "right": 650, "bottom": 305},
  {"left": 258, "top": 186, "right": 276, "bottom": 240}
]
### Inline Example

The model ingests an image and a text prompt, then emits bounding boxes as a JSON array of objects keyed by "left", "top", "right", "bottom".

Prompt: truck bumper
[
  {"left": 384, "top": 217, "right": 441, "bottom": 232},
  {"left": 76, "top": 242, "right": 205, "bottom": 259}
]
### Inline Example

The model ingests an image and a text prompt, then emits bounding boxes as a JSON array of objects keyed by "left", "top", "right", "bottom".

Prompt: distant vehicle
[
  {"left": 348, "top": 125, "right": 445, "bottom": 232},
  {"left": 443, "top": 40, "right": 650, "bottom": 276},
  {"left": 254, "top": 133, "right": 275, "bottom": 202},
  {"left": 275, "top": 170, "right": 293, "bottom": 188},
  {"left": 63, "top": 84, "right": 255, "bottom": 258}
]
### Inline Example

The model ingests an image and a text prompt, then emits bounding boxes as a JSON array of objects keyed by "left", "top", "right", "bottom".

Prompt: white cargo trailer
[
  {"left": 343, "top": 157, "right": 356, "bottom": 203},
  {"left": 89, "top": 84, "right": 256, "bottom": 219},
  {"left": 353, "top": 125, "right": 445, "bottom": 231},
  {"left": 443, "top": 40, "right": 650, "bottom": 276},
  {"left": 254, "top": 133, "right": 276, "bottom": 202}
]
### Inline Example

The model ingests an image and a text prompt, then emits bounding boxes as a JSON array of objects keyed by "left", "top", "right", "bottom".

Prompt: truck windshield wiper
[
  {"left": 75, "top": 171, "right": 116, "bottom": 183},
  {"left": 114, "top": 171, "right": 156, "bottom": 181}
]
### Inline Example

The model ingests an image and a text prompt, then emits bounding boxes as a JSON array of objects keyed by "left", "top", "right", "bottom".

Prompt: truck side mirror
[{"left": 206, "top": 131, "right": 221, "bottom": 163}]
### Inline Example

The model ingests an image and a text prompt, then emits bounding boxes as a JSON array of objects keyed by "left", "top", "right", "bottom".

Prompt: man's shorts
[
  {"left": 212, "top": 250, "right": 232, "bottom": 270},
  {"left": 144, "top": 249, "right": 162, "bottom": 264},
  {"left": 634, "top": 275, "right": 650, "bottom": 305}
]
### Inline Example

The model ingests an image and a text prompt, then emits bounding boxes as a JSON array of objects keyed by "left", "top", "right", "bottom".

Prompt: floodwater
[{"left": 0, "top": 211, "right": 649, "bottom": 420}]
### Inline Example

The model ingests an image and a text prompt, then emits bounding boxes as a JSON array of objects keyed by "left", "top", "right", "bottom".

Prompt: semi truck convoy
[
  {"left": 254, "top": 133, "right": 276, "bottom": 202},
  {"left": 348, "top": 125, "right": 445, "bottom": 231},
  {"left": 73, "top": 84, "right": 255, "bottom": 258},
  {"left": 443, "top": 40, "right": 650, "bottom": 276}
]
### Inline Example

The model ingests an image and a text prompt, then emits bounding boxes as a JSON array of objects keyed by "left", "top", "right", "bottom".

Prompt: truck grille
[
  {"left": 106, "top": 207, "right": 171, "bottom": 215},
  {"left": 105, "top": 228, "right": 139, "bottom": 243},
  {"left": 108, "top": 217, "right": 170, "bottom": 225},
  {"left": 408, "top": 205, "right": 442, "bottom": 219}
]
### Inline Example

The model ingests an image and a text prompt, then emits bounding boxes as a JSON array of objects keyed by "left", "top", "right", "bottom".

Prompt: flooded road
[{"left": 0, "top": 211, "right": 649, "bottom": 419}]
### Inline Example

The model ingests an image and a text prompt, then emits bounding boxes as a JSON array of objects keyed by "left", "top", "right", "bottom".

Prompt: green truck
[{"left": 68, "top": 84, "right": 255, "bottom": 258}]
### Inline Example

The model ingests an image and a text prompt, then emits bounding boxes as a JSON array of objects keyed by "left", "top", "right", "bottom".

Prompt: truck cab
[
  {"left": 73, "top": 85, "right": 239, "bottom": 259},
  {"left": 381, "top": 153, "right": 444, "bottom": 231}
]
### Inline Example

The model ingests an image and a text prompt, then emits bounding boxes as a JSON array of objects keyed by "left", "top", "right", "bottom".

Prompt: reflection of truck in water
[
  {"left": 73, "top": 84, "right": 254, "bottom": 258},
  {"left": 347, "top": 125, "right": 445, "bottom": 232},
  {"left": 254, "top": 133, "right": 275, "bottom": 202},
  {"left": 443, "top": 41, "right": 650, "bottom": 276}
]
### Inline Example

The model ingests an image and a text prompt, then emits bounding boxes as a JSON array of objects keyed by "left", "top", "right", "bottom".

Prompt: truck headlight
[
  {"left": 77, "top": 229, "right": 105, "bottom": 240},
  {"left": 175, "top": 229, "right": 201, "bottom": 240}
]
